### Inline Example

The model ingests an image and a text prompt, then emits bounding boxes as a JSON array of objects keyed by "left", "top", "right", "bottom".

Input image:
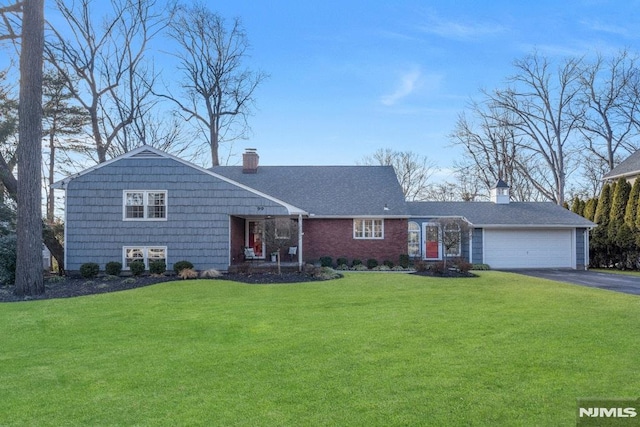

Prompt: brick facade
[{"left": 303, "top": 218, "right": 408, "bottom": 265}]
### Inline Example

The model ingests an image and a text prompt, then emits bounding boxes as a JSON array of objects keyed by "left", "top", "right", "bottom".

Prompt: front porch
[{"left": 230, "top": 215, "right": 304, "bottom": 271}]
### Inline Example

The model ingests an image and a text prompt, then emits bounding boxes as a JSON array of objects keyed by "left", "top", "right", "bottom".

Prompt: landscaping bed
[{"left": 412, "top": 269, "right": 477, "bottom": 278}]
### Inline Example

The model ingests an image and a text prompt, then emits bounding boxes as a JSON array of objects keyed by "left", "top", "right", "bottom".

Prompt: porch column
[{"left": 298, "top": 213, "right": 303, "bottom": 272}]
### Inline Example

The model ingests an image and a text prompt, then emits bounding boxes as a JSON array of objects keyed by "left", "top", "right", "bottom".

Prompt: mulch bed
[
  {"left": 0, "top": 272, "right": 329, "bottom": 303},
  {"left": 412, "top": 270, "right": 477, "bottom": 278}
]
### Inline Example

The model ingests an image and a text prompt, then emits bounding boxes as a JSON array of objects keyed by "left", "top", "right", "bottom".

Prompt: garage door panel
[{"left": 484, "top": 229, "right": 573, "bottom": 269}]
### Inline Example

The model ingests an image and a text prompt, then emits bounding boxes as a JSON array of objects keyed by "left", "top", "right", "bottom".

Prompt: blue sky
[
  {"left": 4, "top": 0, "right": 639, "bottom": 176},
  {"left": 188, "top": 0, "right": 640, "bottom": 175}
]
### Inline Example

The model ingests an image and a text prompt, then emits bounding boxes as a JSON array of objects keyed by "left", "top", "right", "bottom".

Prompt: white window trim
[
  {"left": 353, "top": 219, "right": 384, "bottom": 240},
  {"left": 424, "top": 223, "right": 442, "bottom": 261},
  {"left": 408, "top": 221, "right": 421, "bottom": 258},
  {"left": 122, "top": 246, "right": 168, "bottom": 270},
  {"left": 123, "top": 190, "right": 168, "bottom": 221}
]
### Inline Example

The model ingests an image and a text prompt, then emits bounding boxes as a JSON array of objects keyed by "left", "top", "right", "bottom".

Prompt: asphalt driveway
[{"left": 508, "top": 269, "right": 640, "bottom": 296}]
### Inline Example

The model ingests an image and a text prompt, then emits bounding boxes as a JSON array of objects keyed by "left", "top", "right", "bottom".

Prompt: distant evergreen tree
[
  {"left": 594, "top": 183, "right": 612, "bottom": 226},
  {"left": 626, "top": 179, "right": 640, "bottom": 230},
  {"left": 635, "top": 192, "right": 640, "bottom": 231},
  {"left": 583, "top": 197, "right": 598, "bottom": 222},
  {"left": 608, "top": 178, "right": 631, "bottom": 266},
  {"left": 571, "top": 196, "right": 581, "bottom": 214},
  {"left": 615, "top": 223, "right": 637, "bottom": 268},
  {"left": 610, "top": 177, "right": 631, "bottom": 224},
  {"left": 592, "top": 183, "right": 618, "bottom": 268}
]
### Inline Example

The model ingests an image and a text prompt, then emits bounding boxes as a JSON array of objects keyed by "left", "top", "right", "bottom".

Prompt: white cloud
[
  {"left": 381, "top": 69, "right": 423, "bottom": 106},
  {"left": 417, "top": 13, "right": 506, "bottom": 40},
  {"left": 580, "top": 19, "right": 635, "bottom": 39},
  {"left": 380, "top": 68, "right": 445, "bottom": 107}
]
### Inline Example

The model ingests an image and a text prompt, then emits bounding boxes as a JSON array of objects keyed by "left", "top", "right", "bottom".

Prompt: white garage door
[{"left": 484, "top": 229, "right": 574, "bottom": 269}]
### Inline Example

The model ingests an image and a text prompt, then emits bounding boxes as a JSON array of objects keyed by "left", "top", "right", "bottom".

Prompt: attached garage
[{"left": 483, "top": 228, "right": 575, "bottom": 269}]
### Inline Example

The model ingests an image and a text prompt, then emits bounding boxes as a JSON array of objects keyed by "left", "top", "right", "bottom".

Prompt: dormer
[{"left": 491, "top": 179, "right": 510, "bottom": 204}]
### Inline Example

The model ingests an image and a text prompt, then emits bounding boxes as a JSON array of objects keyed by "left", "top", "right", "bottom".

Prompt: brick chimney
[{"left": 242, "top": 148, "right": 259, "bottom": 173}]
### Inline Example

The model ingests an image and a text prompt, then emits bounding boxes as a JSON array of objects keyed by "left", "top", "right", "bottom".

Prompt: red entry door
[{"left": 248, "top": 220, "right": 265, "bottom": 258}]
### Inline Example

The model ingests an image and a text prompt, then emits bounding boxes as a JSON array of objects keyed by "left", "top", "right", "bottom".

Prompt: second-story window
[{"left": 124, "top": 190, "right": 167, "bottom": 220}]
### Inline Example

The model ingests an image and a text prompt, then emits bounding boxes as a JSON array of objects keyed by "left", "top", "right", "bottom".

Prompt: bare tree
[
  {"left": 425, "top": 181, "right": 467, "bottom": 202},
  {"left": 162, "top": 2, "right": 267, "bottom": 166},
  {"left": 451, "top": 96, "right": 561, "bottom": 202},
  {"left": 577, "top": 50, "right": 640, "bottom": 170},
  {"left": 451, "top": 107, "right": 517, "bottom": 186},
  {"left": 435, "top": 217, "right": 469, "bottom": 271},
  {"left": 0, "top": 2, "right": 21, "bottom": 42},
  {"left": 574, "top": 155, "right": 609, "bottom": 199},
  {"left": 14, "top": 0, "right": 45, "bottom": 295},
  {"left": 42, "top": 69, "right": 90, "bottom": 222},
  {"left": 108, "top": 103, "right": 195, "bottom": 158},
  {"left": 45, "top": 0, "right": 167, "bottom": 163},
  {"left": 450, "top": 103, "right": 546, "bottom": 201},
  {"left": 487, "top": 52, "right": 584, "bottom": 206},
  {"left": 360, "top": 148, "right": 437, "bottom": 201}
]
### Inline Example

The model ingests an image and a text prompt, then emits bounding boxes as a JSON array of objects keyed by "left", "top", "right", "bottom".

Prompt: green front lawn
[{"left": 1, "top": 272, "right": 638, "bottom": 426}]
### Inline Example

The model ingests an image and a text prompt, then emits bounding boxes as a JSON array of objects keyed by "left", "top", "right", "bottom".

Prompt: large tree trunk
[
  {"left": 15, "top": 0, "right": 45, "bottom": 296},
  {"left": 0, "top": 151, "right": 65, "bottom": 275}
]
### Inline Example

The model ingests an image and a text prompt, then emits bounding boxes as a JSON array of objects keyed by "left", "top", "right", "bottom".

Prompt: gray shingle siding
[
  {"left": 576, "top": 228, "right": 587, "bottom": 269},
  {"left": 65, "top": 157, "right": 290, "bottom": 271},
  {"left": 472, "top": 228, "right": 483, "bottom": 264}
]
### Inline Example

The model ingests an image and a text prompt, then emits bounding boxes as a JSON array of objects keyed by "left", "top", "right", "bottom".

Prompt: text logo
[{"left": 577, "top": 399, "right": 640, "bottom": 426}]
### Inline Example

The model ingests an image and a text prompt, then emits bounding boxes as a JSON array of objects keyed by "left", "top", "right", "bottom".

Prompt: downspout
[{"left": 298, "top": 213, "right": 303, "bottom": 272}]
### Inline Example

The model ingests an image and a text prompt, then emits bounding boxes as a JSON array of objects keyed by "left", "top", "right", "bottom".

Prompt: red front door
[{"left": 248, "top": 220, "right": 265, "bottom": 258}]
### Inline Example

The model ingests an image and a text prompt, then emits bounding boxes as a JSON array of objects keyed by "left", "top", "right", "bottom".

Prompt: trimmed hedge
[
  {"left": 80, "top": 262, "right": 100, "bottom": 279},
  {"left": 130, "top": 260, "right": 145, "bottom": 276},
  {"left": 173, "top": 260, "right": 194, "bottom": 273},
  {"left": 319, "top": 256, "right": 333, "bottom": 267},
  {"left": 105, "top": 261, "right": 122, "bottom": 276},
  {"left": 149, "top": 260, "right": 166, "bottom": 275}
]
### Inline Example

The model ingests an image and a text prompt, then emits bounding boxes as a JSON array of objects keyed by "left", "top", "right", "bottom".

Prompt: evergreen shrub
[{"left": 80, "top": 262, "right": 100, "bottom": 279}]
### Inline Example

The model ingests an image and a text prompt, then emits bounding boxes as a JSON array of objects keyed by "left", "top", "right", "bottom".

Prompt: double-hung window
[
  {"left": 353, "top": 219, "right": 384, "bottom": 239},
  {"left": 123, "top": 246, "right": 167, "bottom": 269},
  {"left": 408, "top": 221, "right": 420, "bottom": 258},
  {"left": 124, "top": 190, "right": 167, "bottom": 220}
]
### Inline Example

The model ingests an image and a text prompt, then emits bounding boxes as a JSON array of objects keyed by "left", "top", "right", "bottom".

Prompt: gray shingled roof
[
  {"left": 211, "top": 165, "right": 409, "bottom": 217},
  {"left": 211, "top": 164, "right": 593, "bottom": 226},
  {"left": 408, "top": 201, "right": 595, "bottom": 227},
  {"left": 603, "top": 150, "right": 640, "bottom": 180}
]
